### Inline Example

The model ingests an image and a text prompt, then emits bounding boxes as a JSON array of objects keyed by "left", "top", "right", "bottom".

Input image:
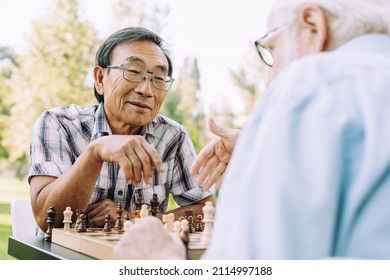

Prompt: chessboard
[
  {"left": 47, "top": 200, "right": 215, "bottom": 260},
  {"left": 51, "top": 227, "right": 206, "bottom": 260}
]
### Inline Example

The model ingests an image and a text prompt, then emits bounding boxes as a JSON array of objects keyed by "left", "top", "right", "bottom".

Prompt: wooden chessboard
[{"left": 51, "top": 228, "right": 206, "bottom": 260}]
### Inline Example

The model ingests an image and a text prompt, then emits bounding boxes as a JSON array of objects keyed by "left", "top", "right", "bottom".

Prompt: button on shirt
[
  {"left": 203, "top": 34, "right": 390, "bottom": 259},
  {"left": 29, "top": 103, "right": 212, "bottom": 212}
]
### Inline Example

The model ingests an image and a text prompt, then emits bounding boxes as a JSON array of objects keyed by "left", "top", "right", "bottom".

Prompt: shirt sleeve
[{"left": 28, "top": 111, "right": 74, "bottom": 182}]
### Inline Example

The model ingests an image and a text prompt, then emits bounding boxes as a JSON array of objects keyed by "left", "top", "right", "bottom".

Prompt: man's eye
[{"left": 127, "top": 69, "right": 141, "bottom": 75}]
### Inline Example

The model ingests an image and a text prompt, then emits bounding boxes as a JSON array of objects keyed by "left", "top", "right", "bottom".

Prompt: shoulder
[
  {"left": 37, "top": 104, "right": 98, "bottom": 124},
  {"left": 264, "top": 47, "right": 390, "bottom": 119}
]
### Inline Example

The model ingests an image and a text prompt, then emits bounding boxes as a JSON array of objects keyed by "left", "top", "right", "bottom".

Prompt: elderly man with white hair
[{"left": 114, "top": 0, "right": 390, "bottom": 259}]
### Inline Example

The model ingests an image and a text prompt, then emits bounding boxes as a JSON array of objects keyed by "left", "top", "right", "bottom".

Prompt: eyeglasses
[
  {"left": 106, "top": 64, "right": 175, "bottom": 91},
  {"left": 254, "top": 21, "right": 291, "bottom": 67}
]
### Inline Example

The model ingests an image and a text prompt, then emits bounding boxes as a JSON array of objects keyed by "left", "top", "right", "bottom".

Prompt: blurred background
[{"left": 0, "top": 0, "right": 271, "bottom": 259}]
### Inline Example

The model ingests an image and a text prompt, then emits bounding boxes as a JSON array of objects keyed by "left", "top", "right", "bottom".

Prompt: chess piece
[
  {"left": 185, "top": 209, "right": 193, "bottom": 219},
  {"left": 195, "top": 214, "right": 204, "bottom": 232},
  {"left": 140, "top": 204, "right": 149, "bottom": 220},
  {"left": 173, "top": 220, "right": 181, "bottom": 239},
  {"left": 63, "top": 206, "right": 73, "bottom": 230},
  {"left": 150, "top": 193, "right": 159, "bottom": 217},
  {"left": 180, "top": 218, "right": 189, "bottom": 235},
  {"left": 103, "top": 214, "right": 112, "bottom": 232},
  {"left": 114, "top": 202, "right": 124, "bottom": 231},
  {"left": 75, "top": 209, "right": 84, "bottom": 229},
  {"left": 187, "top": 215, "right": 194, "bottom": 234},
  {"left": 135, "top": 197, "right": 144, "bottom": 211},
  {"left": 77, "top": 213, "right": 87, "bottom": 232},
  {"left": 45, "top": 206, "right": 56, "bottom": 241},
  {"left": 200, "top": 201, "right": 215, "bottom": 247},
  {"left": 162, "top": 213, "right": 175, "bottom": 232},
  {"left": 123, "top": 220, "right": 133, "bottom": 231}
]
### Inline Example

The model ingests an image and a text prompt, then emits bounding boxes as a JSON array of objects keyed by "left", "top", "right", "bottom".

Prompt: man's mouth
[{"left": 128, "top": 101, "right": 152, "bottom": 110}]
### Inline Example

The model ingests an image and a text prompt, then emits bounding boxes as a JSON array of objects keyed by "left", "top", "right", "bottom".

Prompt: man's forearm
[{"left": 31, "top": 143, "right": 103, "bottom": 231}]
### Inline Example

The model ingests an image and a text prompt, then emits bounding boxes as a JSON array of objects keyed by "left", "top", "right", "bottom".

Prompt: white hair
[{"left": 271, "top": 0, "right": 390, "bottom": 49}]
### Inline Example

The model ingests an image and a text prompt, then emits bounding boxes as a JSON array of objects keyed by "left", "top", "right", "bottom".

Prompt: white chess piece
[
  {"left": 173, "top": 220, "right": 181, "bottom": 239},
  {"left": 123, "top": 220, "right": 133, "bottom": 231},
  {"left": 140, "top": 204, "right": 149, "bottom": 220},
  {"left": 63, "top": 206, "right": 73, "bottom": 230},
  {"left": 201, "top": 201, "right": 215, "bottom": 246},
  {"left": 162, "top": 213, "right": 175, "bottom": 232}
]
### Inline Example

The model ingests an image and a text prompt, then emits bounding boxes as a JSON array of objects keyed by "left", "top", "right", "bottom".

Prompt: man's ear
[
  {"left": 93, "top": 66, "right": 105, "bottom": 95},
  {"left": 298, "top": 4, "right": 328, "bottom": 53}
]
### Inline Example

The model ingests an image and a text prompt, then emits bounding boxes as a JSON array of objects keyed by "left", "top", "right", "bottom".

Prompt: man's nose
[{"left": 134, "top": 74, "right": 154, "bottom": 96}]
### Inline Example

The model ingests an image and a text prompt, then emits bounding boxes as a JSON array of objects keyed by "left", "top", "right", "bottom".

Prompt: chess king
[{"left": 28, "top": 26, "right": 214, "bottom": 232}]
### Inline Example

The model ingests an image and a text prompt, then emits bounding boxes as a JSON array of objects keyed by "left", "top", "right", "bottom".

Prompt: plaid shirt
[{"left": 29, "top": 103, "right": 212, "bottom": 212}]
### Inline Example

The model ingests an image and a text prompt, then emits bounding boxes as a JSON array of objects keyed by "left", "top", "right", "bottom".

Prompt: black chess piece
[
  {"left": 195, "top": 214, "right": 204, "bottom": 232},
  {"left": 188, "top": 215, "right": 194, "bottom": 233},
  {"left": 150, "top": 193, "right": 159, "bottom": 217},
  {"left": 77, "top": 213, "right": 87, "bottom": 232},
  {"left": 114, "top": 202, "right": 124, "bottom": 230},
  {"left": 185, "top": 209, "right": 193, "bottom": 219},
  {"left": 75, "top": 209, "right": 84, "bottom": 229},
  {"left": 135, "top": 197, "right": 144, "bottom": 211},
  {"left": 45, "top": 206, "right": 56, "bottom": 241},
  {"left": 103, "top": 214, "right": 112, "bottom": 232}
]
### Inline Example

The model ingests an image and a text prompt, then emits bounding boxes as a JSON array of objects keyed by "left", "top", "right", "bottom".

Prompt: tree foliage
[
  {"left": 4, "top": 0, "right": 98, "bottom": 165},
  {"left": 161, "top": 57, "right": 206, "bottom": 151}
]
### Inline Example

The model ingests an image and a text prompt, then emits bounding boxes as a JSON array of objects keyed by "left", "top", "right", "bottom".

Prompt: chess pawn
[
  {"left": 45, "top": 206, "right": 56, "bottom": 241},
  {"left": 200, "top": 201, "right": 215, "bottom": 247},
  {"left": 123, "top": 220, "right": 133, "bottom": 231},
  {"left": 140, "top": 204, "right": 149, "bottom": 220},
  {"left": 135, "top": 197, "right": 144, "bottom": 211},
  {"left": 173, "top": 220, "right": 181, "bottom": 239},
  {"left": 180, "top": 218, "right": 189, "bottom": 235},
  {"left": 63, "top": 206, "right": 73, "bottom": 230},
  {"left": 77, "top": 213, "right": 87, "bottom": 232},
  {"left": 75, "top": 209, "right": 84, "bottom": 229},
  {"left": 187, "top": 216, "right": 194, "bottom": 233},
  {"left": 114, "top": 202, "right": 124, "bottom": 231},
  {"left": 162, "top": 213, "right": 175, "bottom": 232},
  {"left": 103, "top": 214, "right": 112, "bottom": 232},
  {"left": 195, "top": 214, "right": 204, "bottom": 232}
]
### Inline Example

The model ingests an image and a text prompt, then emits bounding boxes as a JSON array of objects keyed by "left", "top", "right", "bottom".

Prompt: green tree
[
  {"left": 228, "top": 43, "right": 268, "bottom": 128},
  {"left": 0, "top": 47, "right": 18, "bottom": 160},
  {"left": 161, "top": 57, "right": 206, "bottom": 151},
  {"left": 4, "top": 0, "right": 98, "bottom": 176}
]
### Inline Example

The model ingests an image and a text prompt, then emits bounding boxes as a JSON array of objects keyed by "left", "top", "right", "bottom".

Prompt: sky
[{"left": 0, "top": 0, "right": 272, "bottom": 115}]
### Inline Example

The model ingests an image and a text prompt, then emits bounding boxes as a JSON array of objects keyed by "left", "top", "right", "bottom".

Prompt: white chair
[{"left": 10, "top": 199, "right": 39, "bottom": 236}]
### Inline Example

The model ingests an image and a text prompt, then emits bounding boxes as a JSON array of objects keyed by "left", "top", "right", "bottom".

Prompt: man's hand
[
  {"left": 191, "top": 117, "right": 240, "bottom": 191},
  {"left": 114, "top": 216, "right": 186, "bottom": 260},
  {"left": 86, "top": 199, "right": 128, "bottom": 227},
  {"left": 93, "top": 135, "right": 164, "bottom": 187}
]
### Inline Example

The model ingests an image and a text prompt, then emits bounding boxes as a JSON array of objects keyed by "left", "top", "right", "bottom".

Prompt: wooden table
[{"left": 8, "top": 235, "right": 94, "bottom": 260}]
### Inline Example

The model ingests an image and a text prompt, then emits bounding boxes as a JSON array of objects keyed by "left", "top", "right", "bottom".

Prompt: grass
[{"left": 0, "top": 175, "right": 30, "bottom": 260}]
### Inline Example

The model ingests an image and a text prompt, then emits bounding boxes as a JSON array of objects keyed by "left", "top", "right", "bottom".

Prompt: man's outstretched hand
[{"left": 191, "top": 117, "right": 240, "bottom": 191}]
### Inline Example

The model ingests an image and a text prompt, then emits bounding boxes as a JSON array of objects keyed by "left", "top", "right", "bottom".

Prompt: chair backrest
[{"left": 11, "top": 199, "right": 39, "bottom": 236}]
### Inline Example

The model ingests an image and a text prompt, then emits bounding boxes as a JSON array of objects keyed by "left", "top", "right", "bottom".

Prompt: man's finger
[{"left": 190, "top": 140, "right": 215, "bottom": 175}]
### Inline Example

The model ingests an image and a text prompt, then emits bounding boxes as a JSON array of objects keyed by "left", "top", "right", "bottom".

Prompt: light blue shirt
[{"left": 203, "top": 34, "right": 390, "bottom": 259}]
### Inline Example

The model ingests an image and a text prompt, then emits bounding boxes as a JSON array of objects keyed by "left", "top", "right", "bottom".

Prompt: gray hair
[
  {"left": 271, "top": 0, "right": 390, "bottom": 50},
  {"left": 94, "top": 27, "right": 173, "bottom": 103}
]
